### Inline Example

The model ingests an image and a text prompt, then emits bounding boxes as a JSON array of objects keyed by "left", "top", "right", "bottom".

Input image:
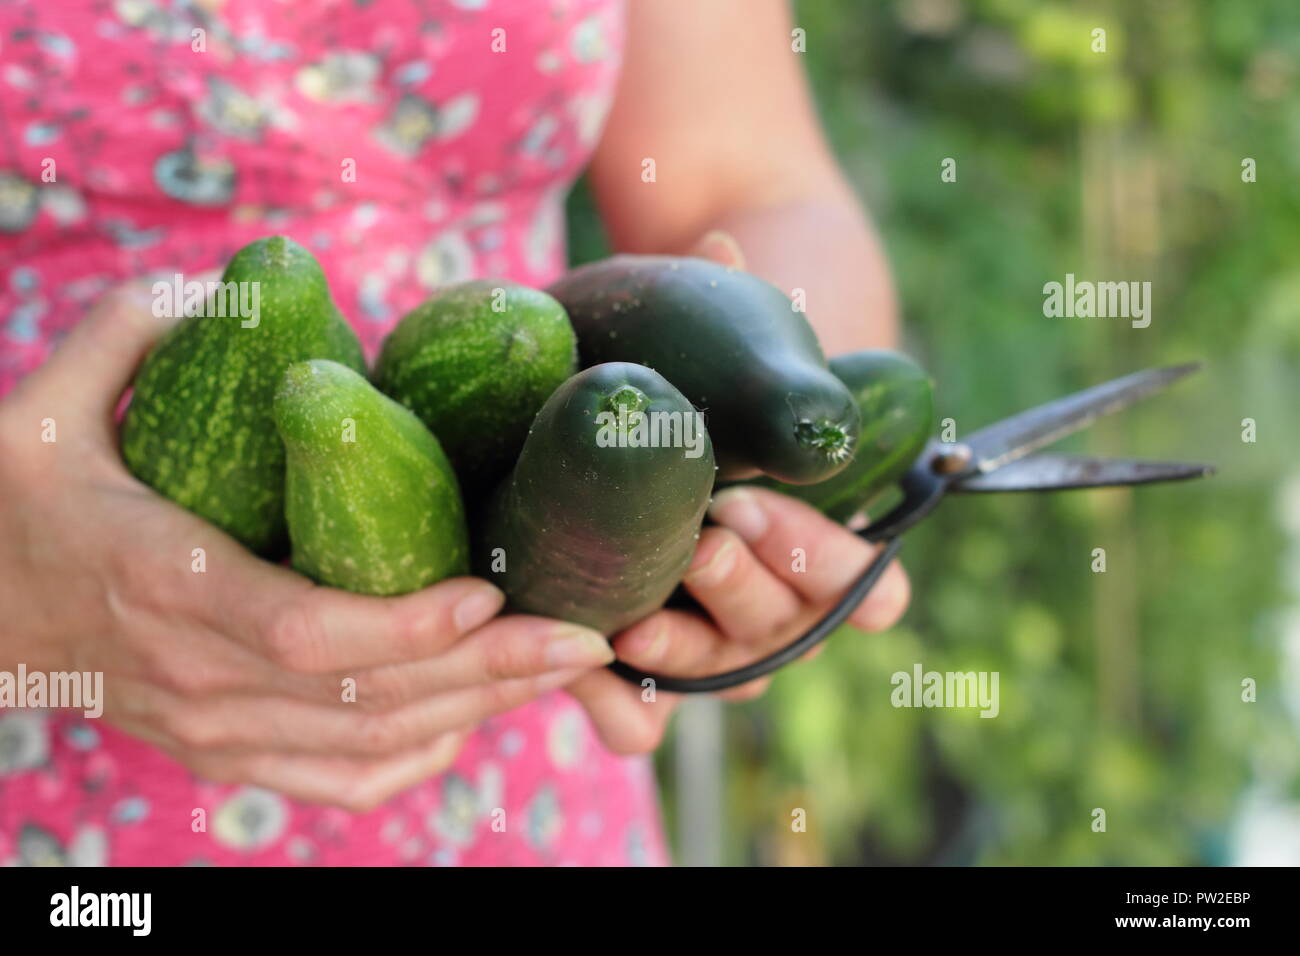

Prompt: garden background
[{"left": 567, "top": 0, "right": 1300, "bottom": 866}]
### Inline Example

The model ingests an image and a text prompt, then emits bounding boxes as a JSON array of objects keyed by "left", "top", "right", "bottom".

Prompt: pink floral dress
[{"left": 0, "top": 0, "right": 669, "bottom": 866}]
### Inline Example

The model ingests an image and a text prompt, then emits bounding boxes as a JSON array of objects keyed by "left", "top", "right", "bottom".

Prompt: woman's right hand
[{"left": 0, "top": 281, "right": 614, "bottom": 811}]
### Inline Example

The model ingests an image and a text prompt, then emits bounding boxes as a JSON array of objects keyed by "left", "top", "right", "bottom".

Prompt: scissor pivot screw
[{"left": 932, "top": 443, "right": 973, "bottom": 475}]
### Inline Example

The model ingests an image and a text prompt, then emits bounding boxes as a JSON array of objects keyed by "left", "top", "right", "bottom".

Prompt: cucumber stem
[
  {"left": 604, "top": 384, "right": 649, "bottom": 417},
  {"left": 795, "top": 418, "right": 854, "bottom": 462}
]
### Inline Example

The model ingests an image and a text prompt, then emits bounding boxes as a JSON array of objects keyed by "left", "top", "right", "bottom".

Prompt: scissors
[{"left": 609, "top": 362, "right": 1215, "bottom": 694}]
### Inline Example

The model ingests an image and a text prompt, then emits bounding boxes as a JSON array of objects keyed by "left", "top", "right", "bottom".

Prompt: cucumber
[
  {"left": 477, "top": 362, "right": 715, "bottom": 634},
  {"left": 121, "top": 236, "right": 365, "bottom": 556},
  {"left": 372, "top": 280, "right": 576, "bottom": 492},
  {"left": 548, "top": 255, "right": 859, "bottom": 485},
  {"left": 756, "top": 350, "right": 934, "bottom": 522},
  {"left": 274, "top": 360, "right": 469, "bottom": 596}
]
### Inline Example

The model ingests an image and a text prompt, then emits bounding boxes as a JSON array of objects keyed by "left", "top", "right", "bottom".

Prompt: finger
[
  {"left": 183, "top": 729, "right": 470, "bottom": 813},
  {"left": 202, "top": 565, "right": 511, "bottom": 673},
  {"left": 615, "top": 600, "right": 836, "bottom": 682},
  {"left": 123, "top": 666, "right": 588, "bottom": 758},
  {"left": 689, "top": 229, "right": 746, "bottom": 269},
  {"left": 709, "top": 486, "right": 909, "bottom": 626},
  {"left": 101, "top": 487, "right": 519, "bottom": 680},
  {"left": 611, "top": 608, "right": 732, "bottom": 677},
  {"left": 32, "top": 281, "right": 178, "bottom": 426},
  {"left": 349, "top": 616, "right": 613, "bottom": 706},
  {"left": 139, "top": 615, "right": 610, "bottom": 712},
  {"left": 102, "top": 436, "right": 515, "bottom": 674},
  {"left": 717, "top": 676, "right": 772, "bottom": 703},
  {"left": 846, "top": 560, "right": 910, "bottom": 633},
  {"left": 680, "top": 526, "right": 802, "bottom": 643},
  {"left": 566, "top": 670, "right": 678, "bottom": 756}
]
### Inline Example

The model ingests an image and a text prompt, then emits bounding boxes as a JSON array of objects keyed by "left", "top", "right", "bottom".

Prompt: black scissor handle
[
  {"left": 859, "top": 442, "right": 953, "bottom": 542},
  {"left": 607, "top": 448, "right": 951, "bottom": 694},
  {"left": 606, "top": 536, "right": 903, "bottom": 694}
]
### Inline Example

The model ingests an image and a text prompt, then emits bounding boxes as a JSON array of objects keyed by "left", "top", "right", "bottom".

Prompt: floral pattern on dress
[{"left": 0, "top": 0, "right": 668, "bottom": 867}]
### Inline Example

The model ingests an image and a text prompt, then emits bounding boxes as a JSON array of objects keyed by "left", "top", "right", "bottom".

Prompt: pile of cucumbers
[{"left": 121, "top": 236, "right": 933, "bottom": 634}]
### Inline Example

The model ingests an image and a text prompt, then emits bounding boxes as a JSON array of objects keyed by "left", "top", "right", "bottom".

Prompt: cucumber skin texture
[
  {"left": 756, "top": 350, "right": 934, "bottom": 522},
  {"left": 275, "top": 360, "right": 469, "bottom": 596},
  {"left": 120, "top": 236, "right": 365, "bottom": 556},
  {"left": 477, "top": 362, "right": 715, "bottom": 635},
  {"left": 548, "top": 255, "right": 860, "bottom": 485},
  {"left": 372, "top": 280, "right": 577, "bottom": 492}
]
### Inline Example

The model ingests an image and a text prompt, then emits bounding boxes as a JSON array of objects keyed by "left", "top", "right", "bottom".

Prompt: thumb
[
  {"left": 35, "top": 271, "right": 217, "bottom": 426},
  {"left": 688, "top": 229, "right": 747, "bottom": 270}
]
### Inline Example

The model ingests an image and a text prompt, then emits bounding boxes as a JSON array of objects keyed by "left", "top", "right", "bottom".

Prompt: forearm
[
  {"left": 679, "top": 192, "right": 899, "bottom": 355},
  {"left": 589, "top": 0, "right": 898, "bottom": 356}
]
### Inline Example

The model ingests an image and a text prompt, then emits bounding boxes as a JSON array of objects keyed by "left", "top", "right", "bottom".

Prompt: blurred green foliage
[{"left": 567, "top": 0, "right": 1299, "bottom": 865}]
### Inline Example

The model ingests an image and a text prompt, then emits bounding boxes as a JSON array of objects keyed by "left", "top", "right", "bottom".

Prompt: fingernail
[
  {"left": 685, "top": 535, "right": 737, "bottom": 585},
  {"left": 453, "top": 585, "right": 504, "bottom": 632},
  {"left": 709, "top": 488, "right": 768, "bottom": 542},
  {"left": 694, "top": 229, "right": 745, "bottom": 269},
  {"left": 545, "top": 626, "right": 615, "bottom": 669}
]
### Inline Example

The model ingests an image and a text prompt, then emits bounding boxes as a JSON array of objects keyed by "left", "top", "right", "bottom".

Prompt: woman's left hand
[{"left": 566, "top": 486, "right": 910, "bottom": 754}]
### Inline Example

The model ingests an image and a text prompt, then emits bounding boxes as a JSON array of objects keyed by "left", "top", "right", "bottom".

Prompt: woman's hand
[
  {"left": 0, "top": 281, "right": 614, "bottom": 811},
  {"left": 568, "top": 487, "right": 909, "bottom": 753},
  {"left": 564, "top": 223, "right": 907, "bottom": 753}
]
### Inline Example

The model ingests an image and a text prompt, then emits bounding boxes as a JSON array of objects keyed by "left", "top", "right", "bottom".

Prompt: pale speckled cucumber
[
  {"left": 372, "top": 280, "right": 577, "bottom": 492},
  {"left": 754, "top": 350, "right": 934, "bottom": 521},
  {"left": 275, "top": 360, "right": 469, "bottom": 596},
  {"left": 476, "top": 362, "right": 715, "bottom": 634},
  {"left": 120, "top": 236, "right": 365, "bottom": 556}
]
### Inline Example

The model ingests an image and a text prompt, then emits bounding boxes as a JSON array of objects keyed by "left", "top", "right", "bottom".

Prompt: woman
[{"left": 0, "top": 0, "right": 907, "bottom": 865}]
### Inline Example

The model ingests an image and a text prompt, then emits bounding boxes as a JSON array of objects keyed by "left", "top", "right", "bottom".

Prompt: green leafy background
[{"left": 566, "top": 0, "right": 1299, "bottom": 865}]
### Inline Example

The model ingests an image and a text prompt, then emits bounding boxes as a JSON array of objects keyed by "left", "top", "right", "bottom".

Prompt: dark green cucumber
[
  {"left": 477, "top": 362, "right": 715, "bottom": 634},
  {"left": 121, "top": 236, "right": 365, "bottom": 555},
  {"left": 372, "top": 280, "right": 577, "bottom": 492},
  {"left": 548, "top": 255, "right": 859, "bottom": 485},
  {"left": 756, "top": 350, "right": 934, "bottom": 521},
  {"left": 274, "top": 360, "right": 469, "bottom": 596}
]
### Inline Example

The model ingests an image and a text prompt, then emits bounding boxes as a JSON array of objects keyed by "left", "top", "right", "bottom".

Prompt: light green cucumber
[
  {"left": 274, "top": 360, "right": 469, "bottom": 596},
  {"left": 120, "top": 236, "right": 365, "bottom": 556},
  {"left": 372, "top": 280, "right": 577, "bottom": 492}
]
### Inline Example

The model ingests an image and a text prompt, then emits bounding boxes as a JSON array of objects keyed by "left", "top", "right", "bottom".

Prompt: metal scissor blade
[
  {"left": 961, "top": 363, "right": 1202, "bottom": 475},
  {"left": 953, "top": 452, "right": 1215, "bottom": 492}
]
